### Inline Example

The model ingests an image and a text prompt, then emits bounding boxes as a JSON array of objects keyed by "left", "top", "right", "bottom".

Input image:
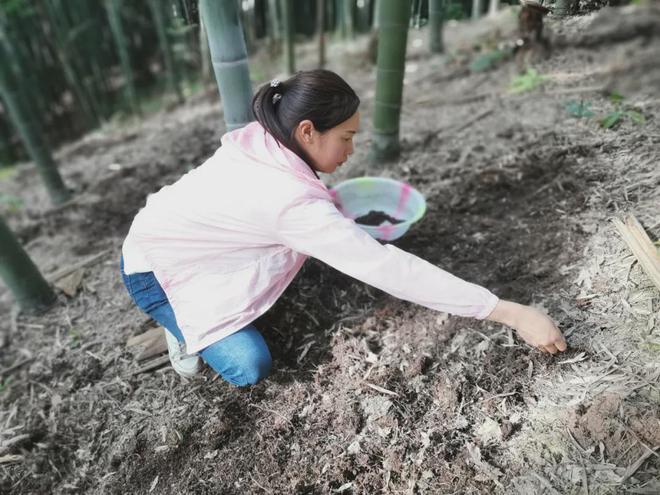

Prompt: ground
[{"left": 1, "top": 4, "right": 659, "bottom": 494}]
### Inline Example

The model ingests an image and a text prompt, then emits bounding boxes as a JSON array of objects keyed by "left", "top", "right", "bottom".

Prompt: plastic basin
[{"left": 330, "top": 177, "right": 427, "bottom": 241}]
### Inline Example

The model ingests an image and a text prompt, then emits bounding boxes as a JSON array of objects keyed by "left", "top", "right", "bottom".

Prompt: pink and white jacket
[{"left": 122, "top": 122, "right": 499, "bottom": 353}]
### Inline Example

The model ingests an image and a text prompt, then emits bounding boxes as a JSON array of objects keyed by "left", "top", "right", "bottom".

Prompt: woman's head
[{"left": 252, "top": 69, "right": 360, "bottom": 174}]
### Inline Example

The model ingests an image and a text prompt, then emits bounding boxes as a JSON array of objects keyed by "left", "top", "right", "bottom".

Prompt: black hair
[{"left": 252, "top": 69, "right": 360, "bottom": 173}]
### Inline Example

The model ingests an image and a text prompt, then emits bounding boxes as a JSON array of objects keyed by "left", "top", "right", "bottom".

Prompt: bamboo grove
[
  {"left": 1, "top": 0, "right": 486, "bottom": 312},
  {"left": 0, "top": 0, "right": 493, "bottom": 169}
]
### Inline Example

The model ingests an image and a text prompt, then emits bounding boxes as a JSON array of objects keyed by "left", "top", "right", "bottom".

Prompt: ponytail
[{"left": 251, "top": 69, "right": 360, "bottom": 172}]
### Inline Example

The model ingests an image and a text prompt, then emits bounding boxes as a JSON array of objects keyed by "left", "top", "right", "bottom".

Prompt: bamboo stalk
[
  {"left": 268, "top": 0, "right": 281, "bottom": 41},
  {"left": 147, "top": 0, "right": 184, "bottom": 103},
  {"left": 281, "top": 0, "right": 295, "bottom": 74},
  {"left": 43, "top": 0, "right": 101, "bottom": 127},
  {"left": 472, "top": 0, "right": 483, "bottom": 20},
  {"left": 198, "top": 14, "right": 213, "bottom": 84},
  {"left": 317, "top": 0, "right": 326, "bottom": 68},
  {"left": 199, "top": 0, "right": 254, "bottom": 131},
  {"left": 612, "top": 215, "right": 660, "bottom": 292},
  {"left": 370, "top": 0, "right": 411, "bottom": 164},
  {"left": 0, "top": 216, "right": 56, "bottom": 314},
  {"left": 105, "top": 0, "right": 140, "bottom": 115},
  {"left": 0, "top": 31, "right": 70, "bottom": 205},
  {"left": 343, "top": 0, "right": 355, "bottom": 39},
  {"left": 429, "top": 0, "right": 445, "bottom": 53}
]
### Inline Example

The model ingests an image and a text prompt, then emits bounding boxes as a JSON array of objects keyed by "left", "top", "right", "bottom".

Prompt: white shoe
[{"left": 164, "top": 329, "right": 203, "bottom": 378}]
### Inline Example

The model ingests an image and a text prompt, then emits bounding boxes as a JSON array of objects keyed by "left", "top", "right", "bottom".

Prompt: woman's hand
[{"left": 486, "top": 300, "right": 567, "bottom": 354}]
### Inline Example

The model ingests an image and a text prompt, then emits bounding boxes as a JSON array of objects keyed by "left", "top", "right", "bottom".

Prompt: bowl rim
[{"left": 330, "top": 176, "right": 427, "bottom": 226}]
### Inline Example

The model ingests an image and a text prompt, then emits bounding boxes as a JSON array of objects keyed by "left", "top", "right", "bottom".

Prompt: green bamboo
[
  {"left": 356, "top": 0, "right": 370, "bottom": 32},
  {"left": 199, "top": 15, "right": 213, "bottom": 84},
  {"left": 0, "top": 130, "right": 12, "bottom": 166},
  {"left": 472, "top": 0, "right": 482, "bottom": 20},
  {"left": 0, "top": 36, "right": 70, "bottom": 205},
  {"left": 317, "top": 0, "right": 326, "bottom": 68},
  {"left": 74, "top": 0, "right": 110, "bottom": 117},
  {"left": 429, "top": 0, "right": 445, "bottom": 53},
  {"left": 104, "top": 0, "right": 140, "bottom": 114},
  {"left": 334, "top": 0, "right": 345, "bottom": 38},
  {"left": 241, "top": 2, "right": 256, "bottom": 55},
  {"left": 199, "top": 0, "right": 254, "bottom": 131},
  {"left": 281, "top": 0, "right": 295, "bottom": 74},
  {"left": 370, "top": 0, "right": 411, "bottom": 164},
  {"left": 3, "top": 15, "right": 41, "bottom": 119},
  {"left": 43, "top": 0, "right": 101, "bottom": 127},
  {"left": 0, "top": 216, "right": 56, "bottom": 313},
  {"left": 147, "top": 0, "right": 184, "bottom": 103},
  {"left": 268, "top": 0, "right": 281, "bottom": 41},
  {"left": 343, "top": 0, "right": 354, "bottom": 38}
]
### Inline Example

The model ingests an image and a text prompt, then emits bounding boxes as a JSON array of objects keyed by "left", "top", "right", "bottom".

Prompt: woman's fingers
[
  {"left": 542, "top": 343, "right": 559, "bottom": 354},
  {"left": 554, "top": 337, "right": 567, "bottom": 352}
]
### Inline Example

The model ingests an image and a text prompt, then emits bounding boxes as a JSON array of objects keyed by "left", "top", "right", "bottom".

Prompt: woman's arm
[
  {"left": 277, "top": 198, "right": 498, "bottom": 318},
  {"left": 486, "top": 299, "right": 567, "bottom": 354},
  {"left": 278, "top": 197, "right": 567, "bottom": 354}
]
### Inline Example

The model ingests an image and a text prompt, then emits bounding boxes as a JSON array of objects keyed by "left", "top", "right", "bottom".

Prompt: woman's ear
[{"left": 296, "top": 120, "right": 316, "bottom": 145}]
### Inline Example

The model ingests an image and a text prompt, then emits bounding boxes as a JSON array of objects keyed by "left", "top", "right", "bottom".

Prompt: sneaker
[{"left": 164, "top": 329, "right": 203, "bottom": 378}]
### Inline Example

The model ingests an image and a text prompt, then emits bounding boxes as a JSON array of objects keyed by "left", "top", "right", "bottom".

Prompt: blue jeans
[{"left": 120, "top": 257, "right": 271, "bottom": 386}]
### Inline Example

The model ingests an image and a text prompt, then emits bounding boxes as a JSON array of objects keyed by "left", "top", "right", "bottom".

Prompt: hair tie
[
  {"left": 272, "top": 93, "right": 282, "bottom": 105},
  {"left": 270, "top": 78, "right": 281, "bottom": 88}
]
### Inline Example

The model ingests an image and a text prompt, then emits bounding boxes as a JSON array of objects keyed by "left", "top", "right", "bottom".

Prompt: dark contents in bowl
[{"left": 355, "top": 210, "right": 404, "bottom": 226}]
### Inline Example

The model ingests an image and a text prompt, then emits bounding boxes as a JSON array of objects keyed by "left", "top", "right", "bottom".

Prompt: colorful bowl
[{"left": 330, "top": 177, "right": 427, "bottom": 241}]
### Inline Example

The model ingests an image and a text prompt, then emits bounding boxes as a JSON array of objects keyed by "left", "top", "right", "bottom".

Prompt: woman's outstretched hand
[{"left": 486, "top": 300, "right": 567, "bottom": 354}]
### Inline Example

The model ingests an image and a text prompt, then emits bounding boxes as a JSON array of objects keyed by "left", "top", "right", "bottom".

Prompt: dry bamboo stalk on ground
[
  {"left": 612, "top": 214, "right": 660, "bottom": 291},
  {"left": 45, "top": 249, "right": 111, "bottom": 283},
  {"left": 130, "top": 355, "right": 170, "bottom": 375},
  {"left": 126, "top": 326, "right": 167, "bottom": 362}
]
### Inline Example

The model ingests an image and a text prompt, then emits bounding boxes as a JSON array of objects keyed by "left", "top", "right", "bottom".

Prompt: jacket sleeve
[{"left": 276, "top": 198, "right": 499, "bottom": 319}]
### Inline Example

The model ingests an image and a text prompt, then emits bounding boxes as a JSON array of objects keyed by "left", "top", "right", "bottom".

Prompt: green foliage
[
  {"left": 600, "top": 110, "right": 624, "bottom": 129},
  {"left": 0, "top": 164, "right": 17, "bottom": 180},
  {"left": 445, "top": 1, "right": 467, "bottom": 20},
  {"left": 470, "top": 47, "right": 513, "bottom": 73},
  {"left": 0, "top": 0, "right": 34, "bottom": 16},
  {"left": 608, "top": 90, "right": 624, "bottom": 104},
  {"left": 562, "top": 91, "right": 646, "bottom": 130},
  {"left": 565, "top": 100, "right": 594, "bottom": 118},
  {"left": 0, "top": 377, "right": 11, "bottom": 394},
  {"left": 508, "top": 68, "right": 546, "bottom": 94},
  {"left": 600, "top": 110, "right": 645, "bottom": 129},
  {"left": 599, "top": 91, "right": 646, "bottom": 129},
  {"left": 69, "top": 327, "right": 81, "bottom": 348},
  {"left": 0, "top": 193, "right": 23, "bottom": 212}
]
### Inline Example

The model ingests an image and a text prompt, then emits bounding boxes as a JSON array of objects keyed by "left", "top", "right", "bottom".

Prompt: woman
[{"left": 120, "top": 69, "right": 567, "bottom": 386}]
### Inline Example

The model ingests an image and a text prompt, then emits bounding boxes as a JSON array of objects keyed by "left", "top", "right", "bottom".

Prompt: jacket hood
[{"left": 221, "top": 121, "right": 330, "bottom": 197}]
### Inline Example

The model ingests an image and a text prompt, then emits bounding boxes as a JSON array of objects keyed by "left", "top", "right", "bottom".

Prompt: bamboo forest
[{"left": 1, "top": 0, "right": 659, "bottom": 493}]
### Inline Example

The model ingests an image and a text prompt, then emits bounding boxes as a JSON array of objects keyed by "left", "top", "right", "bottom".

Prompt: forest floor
[{"left": 1, "top": 4, "right": 659, "bottom": 495}]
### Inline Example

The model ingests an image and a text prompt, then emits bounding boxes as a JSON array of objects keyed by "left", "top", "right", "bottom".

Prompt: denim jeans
[{"left": 120, "top": 257, "right": 271, "bottom": 386}]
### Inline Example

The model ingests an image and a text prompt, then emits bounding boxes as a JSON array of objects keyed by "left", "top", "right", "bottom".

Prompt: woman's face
[{"left": 295, "top": 112, "right": 360, "bottom": 174}]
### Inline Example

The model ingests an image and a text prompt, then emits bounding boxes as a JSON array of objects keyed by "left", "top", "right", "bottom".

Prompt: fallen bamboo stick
[
  {"left": 46, "top": 249, "right": 112, "bottom": 283},
  {"left": 126, "top": 326, "right": 168, "bottom": 362},
  {"left": 130, "top": 355, "right": 170, "bottom": 376},
  {"left": 612, "top": 214, "right": 660, "bottom": 292}
]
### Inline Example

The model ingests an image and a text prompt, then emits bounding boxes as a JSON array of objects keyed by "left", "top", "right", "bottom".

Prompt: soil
[
  {"left": 1, "top": 5, "right": 659, "bottom": 495},
  {"left": 354, "top": 210, "right": 404, "bottom": 226}
]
